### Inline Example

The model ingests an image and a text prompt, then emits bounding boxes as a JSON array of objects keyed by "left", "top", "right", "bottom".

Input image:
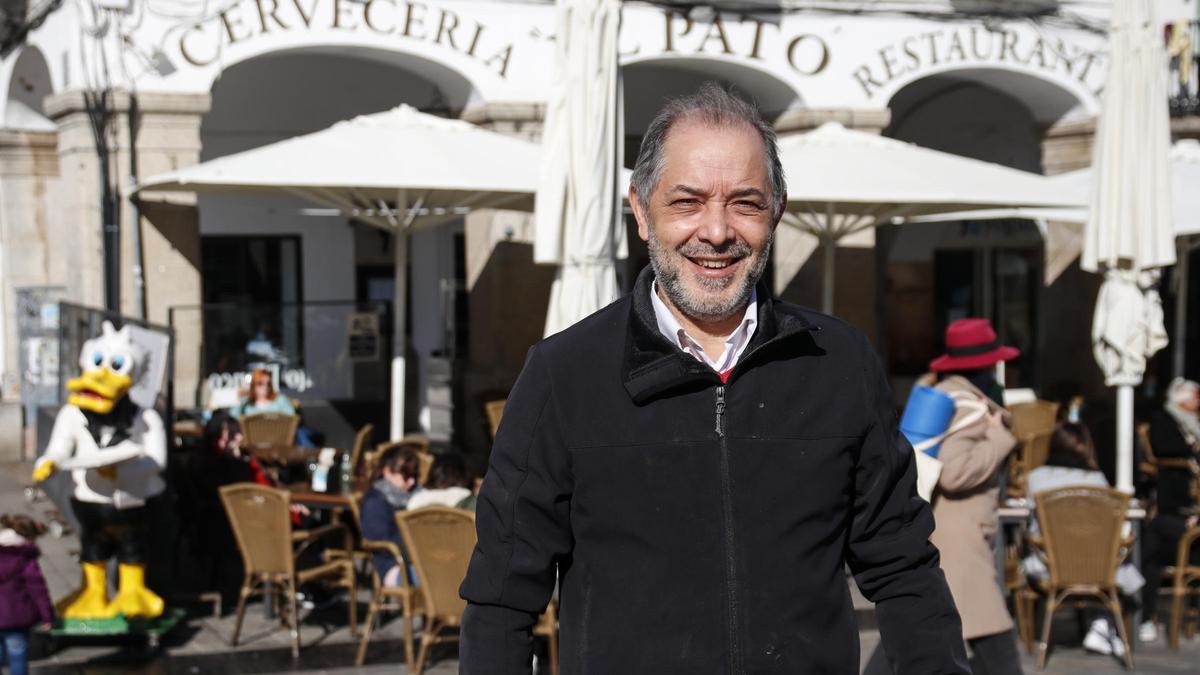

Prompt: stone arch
[
  {"left": 622, "top": 56, "right": 803, "bottom": 136},
  {"left": 2, "top": 45, "right": 54, "bottom": 130},
  {"left": 885, "top": 66, "right": 1093, "bottom": 128}
]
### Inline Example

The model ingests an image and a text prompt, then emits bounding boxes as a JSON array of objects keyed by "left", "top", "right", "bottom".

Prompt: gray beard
[{"left": 647, "top": 225, "right": 772, "bottom": 322}]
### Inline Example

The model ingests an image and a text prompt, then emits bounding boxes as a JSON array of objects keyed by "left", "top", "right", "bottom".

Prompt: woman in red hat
[{"left": 928, "top": 318, "right": 1023, "bottom": 674}]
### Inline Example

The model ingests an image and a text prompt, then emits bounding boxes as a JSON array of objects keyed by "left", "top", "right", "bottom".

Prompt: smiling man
[{"left": 460, "top": 84, "right": 969, "bottom": 674}]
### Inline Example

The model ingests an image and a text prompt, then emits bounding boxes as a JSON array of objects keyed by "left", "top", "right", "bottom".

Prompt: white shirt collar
[{"left": 650, "top": 280, "right": 758, "bottom": 373}]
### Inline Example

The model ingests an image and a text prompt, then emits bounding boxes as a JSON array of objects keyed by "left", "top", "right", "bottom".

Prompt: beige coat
[{"left": 928, "top": 376, "right": 1018, "bottom": 640}]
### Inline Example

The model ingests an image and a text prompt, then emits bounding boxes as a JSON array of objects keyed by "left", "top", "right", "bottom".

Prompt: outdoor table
[
  {"left": 998, "top": 497, "right": 1148, "bottom": 645},
  {"left": 247, "top": 444, "right": 323, "bottom": 465},
  {"left": 288, "top": 489, "right": 355, "bottom": 512}
]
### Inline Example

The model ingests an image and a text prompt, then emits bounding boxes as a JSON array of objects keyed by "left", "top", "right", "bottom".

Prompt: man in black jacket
[{"left": 460, "top": 83, "right": 969, "bottom": 674}]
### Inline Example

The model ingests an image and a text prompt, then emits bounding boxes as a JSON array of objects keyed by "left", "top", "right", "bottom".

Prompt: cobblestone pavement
[{"left": 4, "top": 462, "right": 1199, "bottom": 674}]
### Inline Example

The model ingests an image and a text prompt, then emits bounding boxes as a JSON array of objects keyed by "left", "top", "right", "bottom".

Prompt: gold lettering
[
  {"left": 292, "top": 0, "right": 318, "bottom": 28},
  {"left": 404, "top": 1, "right": 427, "bottom": 39},
  {"left": 220, "top": 6, "right": 252, "bottom": 44},
  {"left": 483, "top": 44, "right": 513, "bottom": 78},
  {"left": 697, "top": 18, "right": 733, "bottom": 55},
  {"left": 664, "top": 10, "right": 692, "bottom": 53},
  {"left": 852, "top": 64, "right": 884, "bottom": 97},
  {"left": 434, "top": 9, "right": 461, "bottom": 50},
  {"left": 787, "top": 34, "right": 829, "bottom": 76},
  {"left": 466, "top": 23, "right": 485, "bottom": 56},
  {"left": 901, "top": 36, "right": 921, "bottom": 72},
  {"left": 364, "top": 0, "right": 395, "bottom": 33},
  {"left": 332, "top": 0, "right": 357, "bottom": 30},
  {"left": 999, "top": 30, "right": 1020, "bottom": 61},
  {"left": 179, "top": 24, "right": 217, "bottom": 67},
  {"left": 255, "top": 0, "right": 287, "bottom": 33},
  {"left": 747, "top": 18, "right": 766, "bottom": 60},
  {"left": 947, "top": 30, "right": 967, "bottom": 62},
  {"left": 879, "top": 45, "right": 901, "bottom": 80},
  {"left": 970, "top": 26, "right": 995, "bottom": 60},
  {"left": 921, "top": 31, "right": 941, "bottom": 66},
  {"left": 1026, "top": 37, "right": 1051, "bottom": 68}
]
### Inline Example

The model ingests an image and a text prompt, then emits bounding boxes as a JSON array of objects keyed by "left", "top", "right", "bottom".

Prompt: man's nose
[{"left": 696, "top": 203, "right": 733, "bottom": 247}]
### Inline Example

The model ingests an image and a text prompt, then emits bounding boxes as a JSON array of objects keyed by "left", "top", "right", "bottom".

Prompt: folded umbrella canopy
[
  {"left": 778, "top": 122, "right": 1086, "bottom": 313},
  {"left": 535, "top": 0, "right": 627, "bottom": 337},
  {"left": 1082, "top": 0, "right": 1175, "bottom": 492},
  {"left": 137, "top": 105, "right": 543, "bottom": 441}
]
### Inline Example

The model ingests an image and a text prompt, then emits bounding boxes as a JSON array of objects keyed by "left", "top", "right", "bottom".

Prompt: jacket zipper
[{"left": 715, "top": 385, "right": 743, "bottom": 675}]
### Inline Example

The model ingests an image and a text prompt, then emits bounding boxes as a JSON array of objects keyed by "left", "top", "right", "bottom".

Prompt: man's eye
[{"left": 672, "top": 199, "right": 700, "bottom": 206}]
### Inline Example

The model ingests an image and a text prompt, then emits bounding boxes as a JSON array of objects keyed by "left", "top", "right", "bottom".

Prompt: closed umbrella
[
  {"left": 535, "top": 0, "right": 626, "bottom": 337},
  {"left": 1082, "top": 0, "right": 1176, "bottom": 492}
]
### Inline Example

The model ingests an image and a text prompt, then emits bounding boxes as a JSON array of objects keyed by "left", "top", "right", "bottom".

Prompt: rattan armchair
[
  {"left": 1168, "top": 526, "right": 1200, "bottom": 649},
  {"left": 372, "top": 436, "right": 434, "bottom": 485},
  {"left": 1027, "top": 486, "right": 1134, "bottom": 670},
  {"left": 484, "top": 399, "right": 506, "bottom": 439},
  {"left": 348, "top": 423, "right": 375, "bottom": 490},
  {"left": 241, "top": 412, "right": 300, "bottom": 449},
  {"left": 1006, "top": 401, "right": 1059, "bottom": 499},
  {"left": 219, "top": 484, "right": 357, "bottom": 658},
  {"left": 396, "top": 506, "right": 474, "bottom": 673},
  {"left": 344, "top": 495, "right": 426, "bottom": 668}
]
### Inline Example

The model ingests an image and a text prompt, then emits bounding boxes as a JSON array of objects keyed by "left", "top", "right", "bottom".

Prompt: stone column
[
  {"left": 0, "top": 129, "right": 61, "bottom": 460},
  {"left": 459, "top": 102, "right": 549, "bottom": 456},
  {"left": 45, "top": 90, "right": 211, "bottom": 408}
]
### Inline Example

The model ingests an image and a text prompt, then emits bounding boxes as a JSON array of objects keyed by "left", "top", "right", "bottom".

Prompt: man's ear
[
  {"left": 629, "top": 186, "right": 650, "bottom": 242},
  {"left": 771, "top": 191, "right": 788, "bottom": 231}
]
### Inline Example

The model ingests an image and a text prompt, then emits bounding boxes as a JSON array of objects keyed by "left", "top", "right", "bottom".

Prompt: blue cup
[{"left": 900, "top": 386, "right": 956, "bottom": 457}]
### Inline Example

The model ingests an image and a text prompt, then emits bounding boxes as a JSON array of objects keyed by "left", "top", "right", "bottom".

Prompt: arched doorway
[
  {"left": 878, "top": 70, "right": 1088, "bottom": 400},
  {"left": 197, "top": 49, "right": 477, "bottom": 442}
]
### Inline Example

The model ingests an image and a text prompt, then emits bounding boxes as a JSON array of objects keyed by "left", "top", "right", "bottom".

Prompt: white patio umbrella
[
  {"left": 535, "top": 0, "right": 626, "bottom": 337},
  {"left": 1082, "top": 0, "right": 1175, "bottom": 493},
  {"left": 778, "top": 122, "right": 1086, "bottom": 313},
  {"left": 137, "top": 105, "right": 543, "bottom": 441}
]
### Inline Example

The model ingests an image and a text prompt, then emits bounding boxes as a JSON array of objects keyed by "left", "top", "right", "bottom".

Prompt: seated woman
[
  {"left": 1023, "top": 421, "right": 1144, "bottom": 658},
  {"left": 229, "top": 368, "right": 315, "bottom": 446},
  {"left": 406, "top": 453, "right": 473, "bottom": 510},
  {"left": 1140, "top": 378, "right": 1200, "bottom": 642},
  {"left": 360, "top": 444, "right": 421, "bottom": 587}
]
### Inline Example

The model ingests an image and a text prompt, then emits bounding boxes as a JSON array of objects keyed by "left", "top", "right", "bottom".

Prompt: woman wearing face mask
[
  {"left": 1139, "top": 378, "right": 1200, "bottom": 643},
  {"left": 359, "top": 444, "right": 422, "bottom": 587},
  {"left": 927, "top": 318, "right": 1024, "bottom": 675}
]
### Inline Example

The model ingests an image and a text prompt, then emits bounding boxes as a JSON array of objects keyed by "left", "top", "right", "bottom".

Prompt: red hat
[{"left": 929, "top": 318, "right": 1020, "bottom": 372}]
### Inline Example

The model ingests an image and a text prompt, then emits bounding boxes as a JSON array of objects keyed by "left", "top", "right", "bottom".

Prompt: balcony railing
[{"left": 1168, "top": 20, "right": 1200, "bottom": 116}]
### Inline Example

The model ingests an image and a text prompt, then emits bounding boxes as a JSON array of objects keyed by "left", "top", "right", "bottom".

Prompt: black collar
[{"left": 622, "top": 266, "right": 819, "bottom": 404}]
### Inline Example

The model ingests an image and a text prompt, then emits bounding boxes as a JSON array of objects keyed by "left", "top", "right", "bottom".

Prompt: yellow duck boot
[
  {"left": 63, "top": 561, "right": 116, "bottom": 620},
  {"left": 109, "top": 563, "right": 164, "bottom": 618}
]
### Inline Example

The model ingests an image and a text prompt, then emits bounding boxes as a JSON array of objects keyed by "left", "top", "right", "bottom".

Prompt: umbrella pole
[
  {"left": 1116, "top": 383, "right": 1134, "bottom": 493},
  {"left": 390, "top": 189, "right": 409, "bottom": 441},
  {"left": 822, "top": 202, "right": 836, "bottom": 315}
]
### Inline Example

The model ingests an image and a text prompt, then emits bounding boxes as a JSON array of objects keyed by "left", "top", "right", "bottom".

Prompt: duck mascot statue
[{"left": 32, "top": 321, "right": 166, "bottom": 620}]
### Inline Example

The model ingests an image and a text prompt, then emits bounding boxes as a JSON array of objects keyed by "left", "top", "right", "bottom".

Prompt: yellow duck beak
[{"left": 67, "top": 368, "right": 133, "bottom": 414}]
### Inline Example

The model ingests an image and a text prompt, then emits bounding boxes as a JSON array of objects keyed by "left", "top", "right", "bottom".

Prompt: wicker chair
[
  {"left": 485, "top": 399, "right": 506, "bottom": 440},
  {"left": 396, "top": 506, "right": 559, "bottom": 674},
  {"left": 1028, "top": 486, "right": 1134, "bottom": 670},
  {"left": 219, "top": 484, "right": 357, "bottom": 658},
  {"left": 346, "top": 495, "right": 425, "bottom": 668},
  {"left": 241, "top": 413, "right": 300, "bottom": 449},
  {"left": 348, "top": 424, "right": 375, "bottom": 491},
  {"left": 1166, "top": 524, "right": 1200, "bottom": 649},
  {"left": 1006, "top": 401, "right": 1060, "bottom": 499},
  {"left": 397, "top": 507, "right": 475, "bottom": 673}
]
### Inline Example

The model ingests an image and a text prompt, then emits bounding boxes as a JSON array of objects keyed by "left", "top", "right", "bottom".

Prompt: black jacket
[
  {"left": 460, "top": 269, "right": 968, "bottom": 674},
  {"left": 1148, "top": 409, "right": 1199, "bottom": 517}
]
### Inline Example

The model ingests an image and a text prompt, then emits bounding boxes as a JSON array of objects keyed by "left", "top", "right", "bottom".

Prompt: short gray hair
[{"left": 631, "top": 82, "right": 786, "bottom": 220}]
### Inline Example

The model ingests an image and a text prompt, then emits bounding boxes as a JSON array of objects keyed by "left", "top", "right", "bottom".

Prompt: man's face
[
  {"left": 631, "top": 118, "right": 780, "bottom": 323},
  {"left": 1184, "top": 389, "right": 1200, "bottom": 413}
]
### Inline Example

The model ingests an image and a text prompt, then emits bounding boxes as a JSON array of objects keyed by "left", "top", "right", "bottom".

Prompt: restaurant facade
[{"left": 2, "top": 0, "right": 1197, "bottom": 460}]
